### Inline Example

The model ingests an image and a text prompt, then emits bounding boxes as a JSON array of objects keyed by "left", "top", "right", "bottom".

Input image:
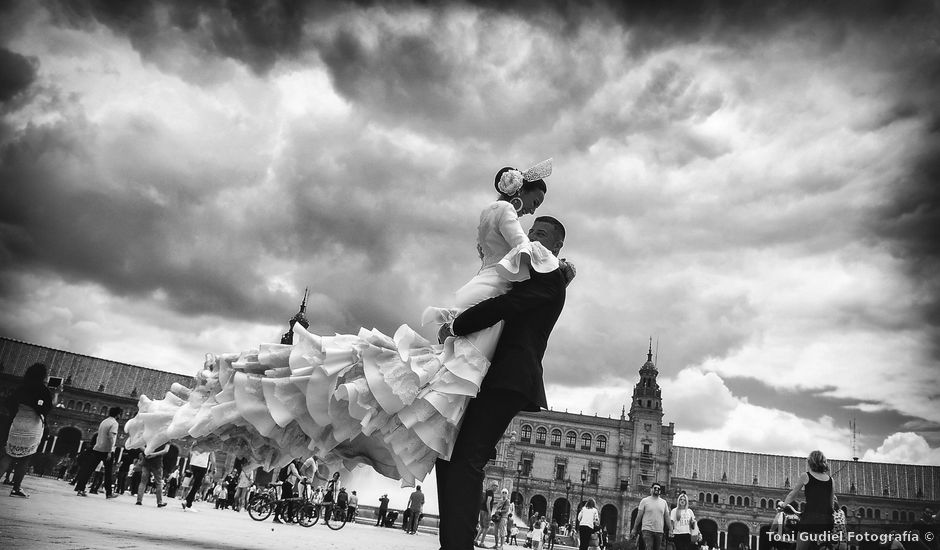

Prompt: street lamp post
[
  {"left": 580, "top": 466, "right": 587, "bottom": 508},
  {"left": 565, "top": 478, "right": 573, "bottom": 525},
  {"left": 515, "top": 461, "right": 523, "bottom": 511}
]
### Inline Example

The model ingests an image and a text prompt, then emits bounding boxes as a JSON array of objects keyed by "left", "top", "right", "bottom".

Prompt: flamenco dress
[{"left": 123, "top": 201, "right": 558, "bottom": 485}]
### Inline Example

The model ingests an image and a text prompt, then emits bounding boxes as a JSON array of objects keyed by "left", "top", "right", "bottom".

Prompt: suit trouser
[
  {"left": 74, "top": 451, "right": 114, "bottom": 496},
  {"left": 436, "top": 388, "right": 525, "bottom": 550}
]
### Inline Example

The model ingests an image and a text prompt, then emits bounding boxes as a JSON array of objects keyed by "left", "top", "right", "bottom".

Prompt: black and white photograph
[{"left": 0, "top": 1, "right": 938, "bottom": 550}]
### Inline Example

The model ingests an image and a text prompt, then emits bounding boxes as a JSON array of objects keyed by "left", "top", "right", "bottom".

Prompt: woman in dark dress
[
  {"left": 0, "top": 362, "right": 53, "bottom": 498},
  {"left": 781, "top": 450, "right": 836, "bottom": 550}
]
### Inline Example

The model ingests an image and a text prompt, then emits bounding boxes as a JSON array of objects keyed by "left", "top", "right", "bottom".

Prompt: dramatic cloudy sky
[{"left": 2, "top": 0, "right": 940, "bottom": 487}]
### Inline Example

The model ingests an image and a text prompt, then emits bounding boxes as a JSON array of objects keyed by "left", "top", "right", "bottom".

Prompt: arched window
[
  {"left": 760, "top": 498, "right": 767, "bottom": 508},
  {"left": 706, "top": 494, "right": 712, "bottom": 503},
  {"left": 82, "top": 402, "right": 91, "bottom": 412},
  {"left": 67, "top": 400, "right": 75, "bottom": 409},
  {"left": 581, "top": 433, "right": 592, "bottom": 450},
  {"left": 744, "top": 497, "right": 750, "bottom": 507},
  {"left": 521, "top": 425, "right": 532, "bottom": 443},
  {"left": 737, "top": 496, "right": 743, "bottom": 506},
  {"left": 101, "top": 406, "right": 109, "bottom": 415},
  {"left": 565, "top": 431, "right": 577, "bottom": 449},
  {"left": 875, "top": 509, "right": 881, "bottom": 520},
  {"left": 76, "top": 401, "right": 83, "bottom": 411},
  {"left": 729, "top": 495, "right": 735, "bottom": 505},
  {"left": 596, "top": 435, "right": 607, "bottom": 453},
  {"left": 700, "top": 492, "right": 706, "bottom": 503},
  {"left": 892, "top": 510, "right": 899, "bottom": 521},
  {"left": 536, "top": 427, "right": 547, "bottom": 445},
  {"left": 550, "top": 429, "right": 562, "bottom": 447},
  {"left": 866, "top": 508, "right": 873, "bottom": 519}
]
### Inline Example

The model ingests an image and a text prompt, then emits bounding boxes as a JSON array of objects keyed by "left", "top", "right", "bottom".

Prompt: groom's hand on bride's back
[{"left": 559, "top": 259, "right": 576, "bottom": 286}]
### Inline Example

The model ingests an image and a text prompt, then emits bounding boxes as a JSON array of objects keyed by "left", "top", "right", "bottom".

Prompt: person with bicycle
[
  {"left": 273, "top": 458, "right": 301, "bottom": 524},
  {"left": 780, "top": 450, "right": 837, "bottom": 550},
  {"left": 320, "top": 471, "right": 340, "bottom": 522}
]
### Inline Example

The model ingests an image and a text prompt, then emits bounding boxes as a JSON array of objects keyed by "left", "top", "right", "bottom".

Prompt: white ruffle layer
[
  {"left": 123, "top": 321, "right": 491, "bottom": 486},
  {"left": 494, "top": 240, "right": 559, "bottom": 282}
]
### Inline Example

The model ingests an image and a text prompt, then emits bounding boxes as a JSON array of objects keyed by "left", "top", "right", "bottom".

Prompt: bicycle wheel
[
  {"left": 326, "top": 507, "right": 347, "bottom": 530},
  {"left": 247, "top": 495, "right": 274, "bottom": 521},
  {"left": 298, "top": 502, "right": 319, "bottom": 528}
]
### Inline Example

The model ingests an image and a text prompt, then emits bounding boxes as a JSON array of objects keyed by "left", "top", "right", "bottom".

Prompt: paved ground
[{"left": 0, "top": 475, "right": 446, "bottom": 550}]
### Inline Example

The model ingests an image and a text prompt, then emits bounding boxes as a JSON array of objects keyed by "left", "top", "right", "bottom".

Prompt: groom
[{"left": 435, "top": 215, "right": 571, "bottom": 550}]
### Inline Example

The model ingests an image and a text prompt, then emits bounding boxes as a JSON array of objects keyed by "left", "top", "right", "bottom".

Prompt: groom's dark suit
[{"left": 436, "top": 267, "right": 567, "bottom": 550}]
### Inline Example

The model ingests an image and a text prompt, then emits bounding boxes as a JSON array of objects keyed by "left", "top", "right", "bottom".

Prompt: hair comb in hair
[{"left": 522, "top": 158, "right": 552, "bottom": 182}]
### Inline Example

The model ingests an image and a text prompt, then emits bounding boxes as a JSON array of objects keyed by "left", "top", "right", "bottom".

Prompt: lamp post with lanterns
[
  {"left": 515, "top": 460, "right": 523, "bottom": 511},
  {"left": 565, "top": 477, "right": 573, "bottom": 525},
  {"left": 580, "top": 466, "right": 587, "bottom": 508}
]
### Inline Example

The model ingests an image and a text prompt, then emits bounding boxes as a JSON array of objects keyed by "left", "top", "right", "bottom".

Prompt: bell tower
[
  {"left": 280, "top": 288, "right": 310, "bottom": 345},
  {"left": 629, "top": 338, "right": 663, "bottom": 421},
  {"left": 628, "top": 338, "right": 667, "bottom": 487}
]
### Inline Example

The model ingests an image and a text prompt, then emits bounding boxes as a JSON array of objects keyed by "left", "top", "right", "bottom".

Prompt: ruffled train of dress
[{"left": 123, "top": 240, "right": 558, "bottom": 485}]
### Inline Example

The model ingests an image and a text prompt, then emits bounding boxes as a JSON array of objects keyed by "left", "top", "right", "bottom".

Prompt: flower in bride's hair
[{"left": 498, "top": 169, "right": 524, "bottom": 195}]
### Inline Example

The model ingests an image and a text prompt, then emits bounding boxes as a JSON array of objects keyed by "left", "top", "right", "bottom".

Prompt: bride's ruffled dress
[{"left": 124, "top": 202, "right": 558, "bottom": 485}]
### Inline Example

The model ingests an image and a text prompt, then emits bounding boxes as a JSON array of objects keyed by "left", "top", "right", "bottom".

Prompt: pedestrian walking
[
  {"left": 74, "top": 407, "right": 122, "bottom": 499},
  {"left": 630, "top": 484, "right": 670, "bottom": 550},
  {"left": 128, "top": 454, "right": 143, "bottom": 496},
  {"left": 233, "top": 467, "right": 251, "bottom": 512},
  {"left": 671, "top": 493, "right": 697, "bottom": 550},
  {"left": 136, "top": 443, "right": 169, "bottom": 508},
  {"left": 182, "top": 447, "right": 213, "bottom": 511},
  {"left": 0, "top": 362, "right": 53, "bottom": 498}
]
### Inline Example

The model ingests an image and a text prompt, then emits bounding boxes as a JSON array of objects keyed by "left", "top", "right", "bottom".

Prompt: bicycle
[
  {"left": 248, "top": 480, "right": 319, "bottom": 528},
  {"left": 247, "top": 483, "right": 279, "bottom": 521},
  {"left": 320, "top": 500, "right": 349, "bottom": 530}
]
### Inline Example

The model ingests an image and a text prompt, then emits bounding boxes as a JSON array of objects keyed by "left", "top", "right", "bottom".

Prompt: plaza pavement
[{"left": 0, "top": 475, "right": 444, "bottom": 550}]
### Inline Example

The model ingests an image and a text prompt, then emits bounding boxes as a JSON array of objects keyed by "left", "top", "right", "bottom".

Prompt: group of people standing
[
  {"left": 475, "top": 481, "right": 513, "bottom": 548},
  {"left": 627, "top": 450, "right": 848, "bottom": 550}
]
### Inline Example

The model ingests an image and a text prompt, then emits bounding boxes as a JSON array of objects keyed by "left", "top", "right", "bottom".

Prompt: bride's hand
[{"left": 559, "top": 259, "right": 577, "bottom": 286}]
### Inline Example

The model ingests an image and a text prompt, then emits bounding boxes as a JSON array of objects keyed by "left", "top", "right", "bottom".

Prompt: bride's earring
[{"left": 510, "top": 197, "right": 523, "bottom": 213}]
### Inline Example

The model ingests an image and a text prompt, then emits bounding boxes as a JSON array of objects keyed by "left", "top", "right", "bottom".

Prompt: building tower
[
  {"left": 628, "top": 338, "right": 666, "bottom": 487},
  {"left": 629, "top": 338, "right": 664, "bottom": 422},
  {"left": 280, "top": 288, "right": 310, "bottom": 345}
]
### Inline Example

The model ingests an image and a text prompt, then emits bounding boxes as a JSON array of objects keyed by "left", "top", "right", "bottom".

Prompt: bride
[{"left": 124, "top": 159, "right": 573, "bottom": 485}]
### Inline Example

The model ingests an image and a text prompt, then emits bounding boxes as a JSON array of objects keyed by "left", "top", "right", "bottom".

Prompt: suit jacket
[{"left": 452, "top": 267, "right": 567, "bottom": 411}]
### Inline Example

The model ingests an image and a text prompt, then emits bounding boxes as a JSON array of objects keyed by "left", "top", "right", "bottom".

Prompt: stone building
[
  {"left": 2, "top": 333, "right": 937, "bottom": 547},
  {"left": 484, "top": 344, "right": 940, "bottom": 548},
  {"left": 0, "top": 336, "right": 193, "bottom": 466}
]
